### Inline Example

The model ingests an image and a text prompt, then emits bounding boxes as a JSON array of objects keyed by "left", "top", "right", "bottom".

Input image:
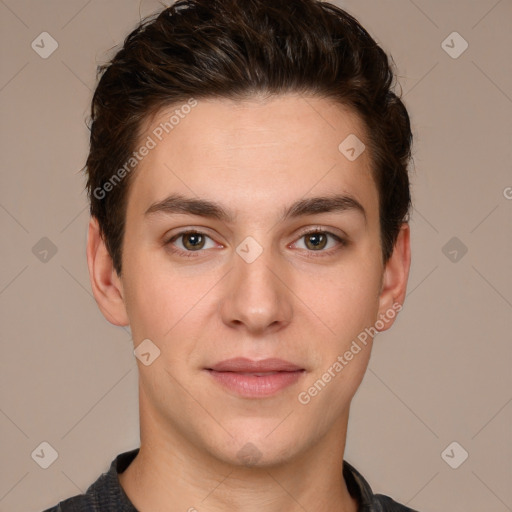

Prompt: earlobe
[
  {"left": 377, "top": 223, "right": 411, "bottom": 331},
  {"left": 86, "top": 217, "right": 130, "bottom": 327}
]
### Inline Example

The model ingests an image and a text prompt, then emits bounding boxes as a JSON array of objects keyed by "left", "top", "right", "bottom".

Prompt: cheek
[
  {"left": 122, "top": 254, "right": 216, "bottom": 350},
  {"left": 299, "top": 258, "right": 382, "bottom": 340},
  {"left": 295, "top": 269, "right": 380, "bottom": 415},
  {"left": 121, "top": 262, "right": 176, "bottom": 343}
]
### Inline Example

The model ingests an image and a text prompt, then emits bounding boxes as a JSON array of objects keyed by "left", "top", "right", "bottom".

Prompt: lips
[
  {"left": 207, "top": 357, "right": 303, "bottom": 373},
  {"left": 205, "top": 358, "right": 305, "bottom": 398}
]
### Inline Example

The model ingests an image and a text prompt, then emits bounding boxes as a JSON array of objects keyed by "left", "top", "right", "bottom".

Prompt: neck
[{"left": 119, "top": 392, "right": 359, "bottom": 512}]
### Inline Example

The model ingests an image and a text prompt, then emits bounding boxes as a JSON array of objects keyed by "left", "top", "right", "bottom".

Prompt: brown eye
[
  {"left": 304, "top": 232, "right": 328, "bottom": 250},
  {"left": 293, "top": 229, "right": 346, "bottom": 257},
  {"left": 166, "top": 230, "right": 217, "bottom": 255},
  {"left": 181, "top": 232, "right": 206, "bottom": 251}
]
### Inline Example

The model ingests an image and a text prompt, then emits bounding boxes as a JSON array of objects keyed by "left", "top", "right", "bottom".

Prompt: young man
[{"left": 44, "top": 0, "right": 417, "bottom": 510}]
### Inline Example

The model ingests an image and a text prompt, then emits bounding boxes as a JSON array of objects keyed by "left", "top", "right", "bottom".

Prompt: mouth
[{"left": 205, "top": 358, "right": 305, "bottom": 398}]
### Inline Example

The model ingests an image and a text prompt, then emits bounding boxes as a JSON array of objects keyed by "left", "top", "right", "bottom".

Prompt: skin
[{"left": 87, "top": 94, "right": 410, "bottom": 512}]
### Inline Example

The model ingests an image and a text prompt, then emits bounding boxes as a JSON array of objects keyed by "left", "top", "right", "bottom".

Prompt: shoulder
[
  {"left": 39, "top": 449, "right": 139, "bottom": 512},
  {"left": 342, "top": 459, "right": 420, "bottom": 512},
  {"left": 41, "top": 492, "right": 94, "bottom": 512},
  {"left": 373, "top": 493, "right": 421, "bottom": 512},
  {"left": 39, "top": 471, "right": 115, "bottom": 512},
  {"left": 39, "top": 469, "right": 112, "bottom": 511}
]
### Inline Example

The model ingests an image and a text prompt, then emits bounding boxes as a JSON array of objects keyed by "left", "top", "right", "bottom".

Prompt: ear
[
  {"left": 86, "top": 216, "right": 129, "bottom": 326},
  {"left": 376, "top": 222, "right": 411, "bottom": 332}
]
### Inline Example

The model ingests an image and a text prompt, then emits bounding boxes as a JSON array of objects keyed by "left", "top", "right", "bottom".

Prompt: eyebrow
[{"left": 144, "top": 192, "right": 367, "bottom": 225}]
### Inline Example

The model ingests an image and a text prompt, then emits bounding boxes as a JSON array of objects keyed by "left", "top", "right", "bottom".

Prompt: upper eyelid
[{"left": 167, "top": 229, "right": 221, "bottom": 244}]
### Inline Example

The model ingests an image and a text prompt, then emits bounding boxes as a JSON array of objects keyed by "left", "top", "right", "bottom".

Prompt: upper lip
[{"left": 207, "top": 357, "right": 303, "bottom": 372}]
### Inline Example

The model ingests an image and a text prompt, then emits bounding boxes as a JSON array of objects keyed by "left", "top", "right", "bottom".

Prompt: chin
[{"left": 203, "top": 424, "right": 308, "bottom": 469}]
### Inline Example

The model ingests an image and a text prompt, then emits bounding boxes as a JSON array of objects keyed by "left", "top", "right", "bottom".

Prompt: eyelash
[{"left": 164, "top": 227, "right": 347, "bottom": 259}]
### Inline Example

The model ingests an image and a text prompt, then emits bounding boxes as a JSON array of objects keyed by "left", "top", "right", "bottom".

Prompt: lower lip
[{"left": 206, "top": 370, "right": 304, "bottom": 398}]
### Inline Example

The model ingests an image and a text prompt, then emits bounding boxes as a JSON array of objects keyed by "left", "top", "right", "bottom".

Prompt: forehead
[{"left": 126, "top": 95, "right": 378, "bottom": 224}]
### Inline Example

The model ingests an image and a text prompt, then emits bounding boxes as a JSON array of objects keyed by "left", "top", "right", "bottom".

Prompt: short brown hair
[{"left": 84, "top": 0, "right": 413, "bottom": 276}]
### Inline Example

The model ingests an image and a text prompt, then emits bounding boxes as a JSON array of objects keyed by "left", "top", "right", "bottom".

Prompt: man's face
[{"left": 106, "top": 95, "right": 403, "bottom": 465}]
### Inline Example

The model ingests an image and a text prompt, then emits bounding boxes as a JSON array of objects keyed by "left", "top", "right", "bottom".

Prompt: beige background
[{"left": 1, "top": 1, "right": 511, "bottom": 511}]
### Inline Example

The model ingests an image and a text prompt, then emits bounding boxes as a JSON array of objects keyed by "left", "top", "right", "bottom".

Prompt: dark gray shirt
[{"left": 42, "top": 448, "right": 419, "bottom": 511}]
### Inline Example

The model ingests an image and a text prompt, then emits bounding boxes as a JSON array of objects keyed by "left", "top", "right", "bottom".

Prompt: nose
[{"left": 218, "top": 242, "right": 293, "bottom": 336}]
